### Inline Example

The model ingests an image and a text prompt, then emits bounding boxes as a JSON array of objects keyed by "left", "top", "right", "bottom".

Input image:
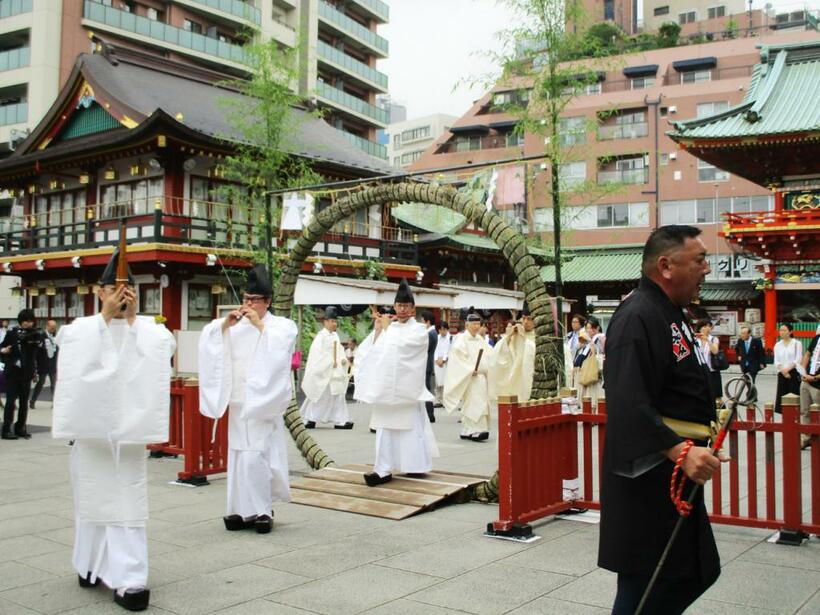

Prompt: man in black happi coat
[{"left": 598, "top": 225, "right": 727, "bottom": 614}]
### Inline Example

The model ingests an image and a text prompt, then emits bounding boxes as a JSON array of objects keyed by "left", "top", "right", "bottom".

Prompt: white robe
[
  {"left": 300, "top": 328, "right": 350, "bottom": 425},
  {"left": 354, "top": 319, "right": 439, "bottom": 476},
  {"left": 488, "top": 327, "right": 535, "bottom": 403},
  {"left": 444, "top": 332, "right": 492, "bottom": 435},
  {"left": 198, "top": 313, "right": 297, "bottom": 519},
  {"left": 433, "top": 333, "right": 450, "bottom": 385},
  {"left": 54, "top": 315, "right": 176, "bottom": 591}
]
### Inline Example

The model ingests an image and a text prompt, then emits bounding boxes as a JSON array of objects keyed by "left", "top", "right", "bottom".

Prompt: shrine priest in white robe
[
  {"left": 198, "top": 264, "right": 298, "bottom": 534},
  {"left": 433, "top": 322, "right": 451, "bottom": 406},
  {"left": 53, "top": 250, "right": 176, "bottom": 612},
  {"left": 355, "top": 280, "right": 439, "bottom": 486},
  {"left": 444, "top": 312, "right": 492, "bottom": 441},
  {"left": 300, "top": 306, "right": 353, "bottom": 429},
  {"left": 489, "top": 303, "right": 536, "bottom": 404}
]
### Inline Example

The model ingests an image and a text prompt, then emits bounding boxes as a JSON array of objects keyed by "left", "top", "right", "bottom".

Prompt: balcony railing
[
  {"left": 724, "top": 208, "right": 820, "bottom": 231},
  {"left": 339, "top": 129, "right": 387, "bottom": 159},
  {"left": 317, "top": 40, "right": 387, "bottom": 90},
  {"left": 190, "top": 0, "right": 261, "bottom": 26},
  {"left": 597, "top": 168, "right": 648, "bottom": 184},
  {"left": 349, "top": 0, "right": 389, "bottom": 22},
  {"left": 316, "top": 80, "right": 388, "bottom": 125},
  {"left": 435, "top": 134, "right": 523, "bottom": 154},
  {"left": 0, "top": 0, "right": 31, "bottom": 19},
  {"left": 0, "top": 101, "right": 26, "bottom": 126},
  {"left": 0, "top": 46, "right": 28, "bottom": 72},
  {"left": 318, "top": 1, "right": 388, "bottom": 56},
  {"left": 597, "top": 122, "right": 648, "bottom": 140},
  {"left": 664, "top": 65, "right": 753, "bottom": 86},
  {"left": 83, "top": 0, "right": 247, "bottom": 66},
  {"left": 1, "top": 197, "right": 415, "bottom": 263}
]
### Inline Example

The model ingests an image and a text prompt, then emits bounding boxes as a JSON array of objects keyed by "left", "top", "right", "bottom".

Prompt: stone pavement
[{"left": 0, "top": 367, "right": 818, "bottom": 614}]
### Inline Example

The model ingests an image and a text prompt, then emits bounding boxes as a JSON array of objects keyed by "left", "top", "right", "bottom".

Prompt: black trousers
[
  {"left": 31, "top": 359, "right": 57, "bottom": 404},
  {"left": 3, "top": 374, "right": 32, "bottom": 434},
  {"left": 612, "top": 573, "right": 711, "bottom": 615},
  {"left": 425, "top": 370, "right": 435, "bottom": 420}
]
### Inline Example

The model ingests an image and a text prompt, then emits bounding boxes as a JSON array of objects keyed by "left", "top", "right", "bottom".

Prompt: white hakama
[
  {"left": 299, "top": 386, "right": 350, "bottom": 426},
  {"left": 373, "top": 403, "right": 439, "bottom": 477}
]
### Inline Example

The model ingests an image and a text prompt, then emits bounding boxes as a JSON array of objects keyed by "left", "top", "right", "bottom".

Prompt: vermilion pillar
[
  {"left": 764, "top": 267, "right": 777, "bottom": 350},
  {"left": 774, "top": 190, "right": 784, "bottom": 212}
]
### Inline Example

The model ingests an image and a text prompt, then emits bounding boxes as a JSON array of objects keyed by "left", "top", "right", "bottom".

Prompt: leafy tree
[{"left": 657, "top": 21, "right": 681, "bottom": 48}]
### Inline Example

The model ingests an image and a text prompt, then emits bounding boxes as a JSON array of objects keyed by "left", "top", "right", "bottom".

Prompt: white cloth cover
[
  {"left": 198, "top": 313, "right": 297, "bottom": 515},
  {"left": 488, "top": 327, "right": 535, "bottom": 403},
  {"left": 53, "top": 315, "right": 176, "bottom": 443},
  {"left": 433, "top": 332, "right": 451, "bottom": 384},
  {"left": 301, "top": 328, "right": 350, "bottom": 400},
  {"left": 373, "top": 403, "right": 438, "bottom": 477},
  {"left": 72, "top": 521, "right": 148, "bottom": 590},
  {"left": 300, "top": 385, "right": 350, "bottom": 425},
  {"left": 443, "top": 331, "right": 491, "bottom": 425}
]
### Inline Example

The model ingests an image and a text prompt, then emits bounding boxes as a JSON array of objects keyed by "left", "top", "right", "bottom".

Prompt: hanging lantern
[
  {"left": 211, "top": 283, "right": 225, "bottom": 295},
  {"left": 45, "top": 285, "right": 57, "bottom": 296},
  {"left": 103, "top": 167, "right": 118, "bottom": 181},
  {"left": 78, "top": 172, "right": 90, "bottom": 185},
  {"left": 28, "top": 287, "right": 40, "bottom": 296},
  {"left": 76, "top": 284, "right": 89, "bottom": 295}
]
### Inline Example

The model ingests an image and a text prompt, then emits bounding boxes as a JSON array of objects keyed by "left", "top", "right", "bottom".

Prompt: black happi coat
[{"left": 598, "top": 277, "right": 720, "bottom": 587}]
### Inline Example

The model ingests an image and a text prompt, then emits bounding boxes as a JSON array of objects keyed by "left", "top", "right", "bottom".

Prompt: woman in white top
[
  {"left": 774, "top": 323, "right": 802, "bottom": 413},
  {"left": 696, "top": 319, "right": 722, "bottom": 404}
]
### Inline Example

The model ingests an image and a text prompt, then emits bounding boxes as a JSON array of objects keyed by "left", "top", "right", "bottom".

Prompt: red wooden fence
[
  {"left": 146, "top": 378, "right": 229, "bottom": 485},
  {"left": 490, "top": 393, "right": 820, "bottom": 545}
]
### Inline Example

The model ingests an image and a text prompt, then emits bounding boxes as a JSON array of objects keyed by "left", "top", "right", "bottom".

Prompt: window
[
  {"left": 392, "top": 134, "right": 401, "bottom": 148},
  {"left": 392, "top": 157, "right": 400, "bottom": 167},
  {"left": 631, "top": 76, "right": 655, "bottom": 90},
  {"left": 400, "top": 150, "right": 423, "bottom": 165},
  {"left": 616, "top": 111, "right": 646, "bottom": 125},
  {"left": 491, "top": 89, "right": 530, "bottom": 110},
  {"left": 696, "top": 198, "right": 715, "bottom": 223},
  {"left": 682, "top": 69, "right": 712, "bottom": 83},
  {"left": 453, "top": 135, "right": 482, "bottom": 152},
  {"left": 604, "top": 0, "right": 615, "bottom": 20},
  {"left": 661, "top": 196, "right": 771, "bottom": 225},
  {"left": 585, "top": 82, "right": 601, "bottom": 95},
  {"left": 505, "top": 132, "right": 525, "bottom": 147},
  {"left": 559, "top": 116, "right": 586, "bottom": 145},
  {"left": 697, "top": 101, "right": 729, "bottom": 118},
  {"left": 146, "top": 7, "right": 159, "bottom": 21},
  {"left": 183, "top": 19, "right": 202, "bottom": 34},
  {"left": 660, "top": 106, "right": 668, "bottom": 117},
  {"left": 100, "top": 177, "right": 163, "bottom": 218},
  {"left": 660, "top": 153, "right": 669, "bottom": 165},
  {"left": 679, "top": 10, "right": 697, "bottom": 24},
  {"left": 697, "top": 159, "right": 729, "bottom": 182},
  {"left": 598, "top": 203, "right": 629, "bottom": 227},
  {"left": 559, "top": 161, "right": 586, "bottom": 190},
  {"left": 654, "top": 5, "right": 670, "bottom": 16},
  {"left": 401, "top": 126, "right": 430, "bottom": 142},
  {"left": 707, "top": 5, "right": 726, "bottom": 19}
]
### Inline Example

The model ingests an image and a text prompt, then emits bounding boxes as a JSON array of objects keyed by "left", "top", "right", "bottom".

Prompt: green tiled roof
[
  {"left": 699, "top": 283, "right": 760, "bottom": 302},
  {"left": 669, "top": 41, "right": 820, "bottom": 140},
  {"left": 541, "top": 249, "right": 642, "bottom": 283},
  {"left": 391, "top": 202, "right": 466, "bottom": 235}
]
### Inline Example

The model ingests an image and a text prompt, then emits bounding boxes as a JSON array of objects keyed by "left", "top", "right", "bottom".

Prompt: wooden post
[{"left": 777, "top": 394, "right": 805, "bottom": 545}]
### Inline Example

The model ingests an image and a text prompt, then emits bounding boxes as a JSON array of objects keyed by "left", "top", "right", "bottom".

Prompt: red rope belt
[{"left": 670, "top": 439, "right": 694, "bottom": 517}]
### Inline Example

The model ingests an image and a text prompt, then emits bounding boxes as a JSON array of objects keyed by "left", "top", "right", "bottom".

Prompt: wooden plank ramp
[{"left": 290, "top": 464, "right": 488, "bottom": 520}]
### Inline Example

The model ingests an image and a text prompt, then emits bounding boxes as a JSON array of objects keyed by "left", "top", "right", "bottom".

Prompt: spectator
[
  {"left": 31, "top": 319, "right": 58, "bottom": 409},
  {"left": 566, "top": 314, "right": 586, "bottom": 358},
  {"left": 695, "top": 319, "right": 722, "bottom": 405},
  {"left": 799, "top": 325, "right": 820, "bottom": 449},
  {"left": 735, "top": 325, "right": 766, "bottom": 384},
  {"left": 774, "top": 323, "right": 802, "bottom": 414},
  {"left": 573, "top": 330, "right": 600, "bottom": 407},
  {"left": 420, "top": 310, "right": 438, "bottom": 423},
  {"left": 1, "top": 309, "right": 41, "bottom": 439},
  {"left": 0, "top": 319, "right": 8, "bottom": 344}
]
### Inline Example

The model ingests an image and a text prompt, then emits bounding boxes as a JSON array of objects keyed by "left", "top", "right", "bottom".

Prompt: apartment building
[
  {"left": 387, "top": 113, "right": 456, "bottom": 170},
  {"left": 410, "top": 28, "right": 820, "bottom": 323},
  {"left": 0, "top": 0, "right": 389, "bottom": 159}
]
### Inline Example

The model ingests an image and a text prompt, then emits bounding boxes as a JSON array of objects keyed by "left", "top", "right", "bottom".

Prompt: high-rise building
[
  {"left": 0, "top": 0, "right": 389, "bottom": 159},
  {"left": 387, "top": 113, "right": 456, "bottom": 170}
]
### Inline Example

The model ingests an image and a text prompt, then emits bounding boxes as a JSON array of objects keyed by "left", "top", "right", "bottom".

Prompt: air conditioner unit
[
  {"left": 668, "top": 106, "right": 677, "bottom": 114},
  {"left": 669, "top": 152, "right": 677, "bottom": 160}
]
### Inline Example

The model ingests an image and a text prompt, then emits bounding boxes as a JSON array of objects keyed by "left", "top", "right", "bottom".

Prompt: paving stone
[
  {"left": 0, "top": 535, "right": 66, "bottom": 564},
  {"left": 215, "top": 598, "right": 316, "bottom": 614},
  {"left": 58, "top": 601, "right": 177, "bottom": 614},
  {"left": 545, "top": 568, "right": 617, "bottom": 609},
  {"left": 0, "top": 597, "right": 40, "bottom": 614},
  {"left": 738, "top": 539, "right": 820, "bottom": 572},
  {"left": 407, "top": 561, "right": 574, "bottom": 615},
  {"left": 702, "top": 560, "right": 820, "bottom": 612},
  {"left": 688, "top": 598, "right": 777, "bottom": 614},
  {"left": 0, "top": 574, "right": 111, "bottom": 614},
  {"left": 0, "top": 514, "right": 73, "bottom": 540},
  {"left": 360, "top": 516, "right": 479, "bottom": 552},
  {"left": 378, "top": 532, "right": 529, "bottom": 578},
  {"left": 268, "top": 563, "right": 439, "bottom": 615},
  {"left": 256, "top": 536, "right": 400, "bottom": 578},
  {"left": 17, "top": 546, "right": 76, "bottom": 577},
  {"left": 502, "top": 526, "right": 600, "bottom": 577},
  {"left": 506, "top": 595, "right": 610, "bottom": 614},
  {"left": 151, "top": 563, "right": 311, "bottom": 615},
  {"left": 0, "top": 561, "right": 57, "bottom": 592},
  {"left": 360, "top": 597, "right": 462, "bottom": 614},
  {"left": 795, "top": 589, "right": 820, "bottom": 615}
]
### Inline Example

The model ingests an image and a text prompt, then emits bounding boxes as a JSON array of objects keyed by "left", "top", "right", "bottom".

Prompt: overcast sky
[{"left": 378, "top": 0, "right": 820, "bottom": 121}]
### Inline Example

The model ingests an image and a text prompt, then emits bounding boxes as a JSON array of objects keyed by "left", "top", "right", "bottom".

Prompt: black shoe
[
  {"left": 404, "top": 472, "right": 427, "bottom": 478},
  {"left": 113, "top": 588, "right": 150, "bottom": 612},
  {"left": 470, "top": 432, "right": 490, "bottom": 442},
  {"left": 304, "top": 421, "right": 316, "bottom": 429},
  {"left": 364, "top": 472, "right": 392, "bottom": 487},
  {"left": 459, "top": 434, "right": 471, "bottom": 440},
  {"left": 1, "top": 432, "right": 18, "bottom": 440},
  {"left": 334, "top": 422, "right": 354, "bottom": 430},
  {"left": 223, "top": 515, "right": 254, "bottom": 531},
  {"left": 29, "top": 401, "right": 36, "bottom": 409},
  {"left": 427, "top": 414, "right": 436, "bottom": 423},
  {"left": 78, "top": 572, "right": 100, "bottom": 588},
  {"left": 369, "top": 428, "right": 376, "bottom": 434},
  {"left": 14, "top": 431, "right": 31, "bottom": 440},
  {"left": 254, "top": 514, "right": 273, "bottom": 534}
]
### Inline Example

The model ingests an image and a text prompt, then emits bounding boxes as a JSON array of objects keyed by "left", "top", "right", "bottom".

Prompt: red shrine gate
[{"left": 489, "top": 395, "right": 820, "bottom": 545}]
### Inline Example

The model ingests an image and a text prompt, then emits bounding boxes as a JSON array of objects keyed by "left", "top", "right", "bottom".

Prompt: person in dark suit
[
  {"left": 420, "top": 310, "right": 438, "bottom": 423},
  {"left": 734, "top": 326, "right": 765, "bottom": 383},
  {"left": 1, "top": 309, "right": 43, "bottom": 439}
]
